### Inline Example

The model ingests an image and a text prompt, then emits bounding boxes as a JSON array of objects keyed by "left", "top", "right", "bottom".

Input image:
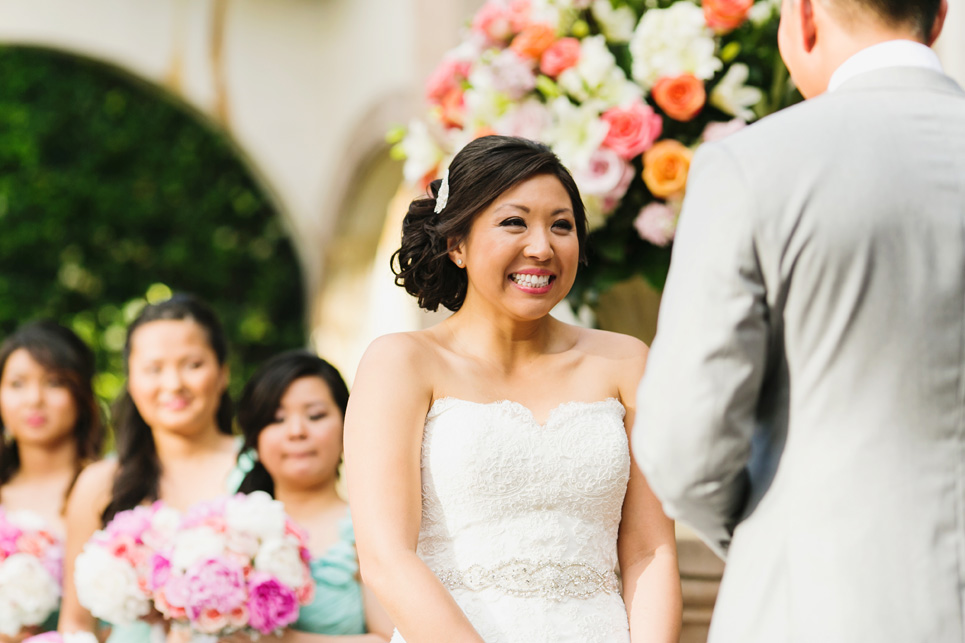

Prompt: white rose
[
  {"left": 401, "top": 119, "right": 444, "bottom": 184},
  {"left": 254, "top": 536, "right": 306, "bottom": 589},
  {"left": 170, "top": 526, "right": 227, "bottom": 571},
  {"left": 545, "top": 97, "right": 609, "bottom": 172},
  {"left": 591, "top": 0, "right": 637, "bottom": 42},
  {"left": 74, "top": 546, "right": 150, "bottom": 624},
  {"left": 630, "top": 3, "right": 722, "bottom": 90},
  {"left": 0, "top": 553, "right": 60, "bottom": 626},
  {"left": 225, "top": 491, "right": 286, "bottom": 542},
  {"left": 710, "top": 63, "right": 764, "bottom": 121}
]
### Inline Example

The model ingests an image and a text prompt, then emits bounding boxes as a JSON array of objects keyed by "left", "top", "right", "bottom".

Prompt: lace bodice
[{"left": 390, "top": 397, "right": 632, "bottom": 643}]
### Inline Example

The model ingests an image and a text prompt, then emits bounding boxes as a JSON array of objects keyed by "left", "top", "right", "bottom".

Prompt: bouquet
[
  {"left": 392, "top": 0, "right": 799, "bottom": 305},
  {"left": 150, "top": 491, "right": 315, "bottom": 637},
  {"left": 0, "top": 509, "right": 63, "bottom": 636},
  {"left": 74, "top": 501, "right": 181, "bottom": 625},
  {"left": 25, "top": 633, "right": 99, "bottom": 643}
]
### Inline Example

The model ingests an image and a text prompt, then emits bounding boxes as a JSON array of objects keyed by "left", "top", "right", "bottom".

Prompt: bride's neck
[{"left": 444, "top": 304, "right": 562, "bottom": 373}]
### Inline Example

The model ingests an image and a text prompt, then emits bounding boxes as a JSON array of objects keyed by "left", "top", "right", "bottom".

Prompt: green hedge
[{"left": 0, "top": 46, "right": 305, "bottom": 404}]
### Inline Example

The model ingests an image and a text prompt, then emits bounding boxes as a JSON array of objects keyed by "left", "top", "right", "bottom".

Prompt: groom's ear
[
  {"left": 926, "top": 0, "right": 948, "bottom": 46},
  {"left": 800, "top": 0, "right": 818, "bottom": 53}
]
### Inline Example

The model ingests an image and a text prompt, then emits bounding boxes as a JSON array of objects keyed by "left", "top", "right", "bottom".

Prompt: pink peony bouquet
[
  {"left": 392, "top": 0, "right": 799, "bottom": 303},
  {"left": 150, "top": 491, "right": 315, "bottom": 637},
  {"left": 74, "top": 501, "right": 181, "bottom": 625},
  {"left": 0, "top": 508, "right": 63, "bottom": 636}
]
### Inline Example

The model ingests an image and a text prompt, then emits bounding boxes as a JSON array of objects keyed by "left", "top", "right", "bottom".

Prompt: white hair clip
[{"left": 434, "top": 169, "right": 450, "bottom": 214}]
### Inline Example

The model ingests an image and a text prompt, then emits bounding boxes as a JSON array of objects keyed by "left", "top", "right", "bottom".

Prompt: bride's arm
[
  {"left": 616, "top": 339, "right": 683, "bottom": 643},
  {"left": 344, "top": 334, "right": 484, "bottom": 643}
]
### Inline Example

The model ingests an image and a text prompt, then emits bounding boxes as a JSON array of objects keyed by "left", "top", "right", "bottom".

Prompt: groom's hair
[{"left": 826, "top": 0, "right": 941, "bottom": 38}]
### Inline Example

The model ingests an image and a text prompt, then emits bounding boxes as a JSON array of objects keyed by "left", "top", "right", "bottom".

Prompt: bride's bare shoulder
[{"left": 571, "top": 326, "right": 649, "bottom": 363}]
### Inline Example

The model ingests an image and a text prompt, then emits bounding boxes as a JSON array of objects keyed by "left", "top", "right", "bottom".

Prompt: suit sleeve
[{"left": 632, "top": 141, "right": 769, "bottom": 558}]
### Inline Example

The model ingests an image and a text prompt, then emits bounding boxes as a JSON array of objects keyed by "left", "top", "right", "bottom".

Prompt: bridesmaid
[
  {"left": 58, "top": 294, "right": 240, "bottom": 639},
  {"left": 0, "top": 321, "right": 103, "bottom": 640},
  {"left": 236, "top": 351, "right": 392, "bottom": 642}
]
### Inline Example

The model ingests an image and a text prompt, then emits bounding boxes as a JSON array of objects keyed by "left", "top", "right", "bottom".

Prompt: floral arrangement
[
  {"left": 149, "top": 491, "right": 315, "bottom": 637},
  {"left": 391, "top": 0, "right": 798, "bottom": 305},
  {"left": 74, "top": 501, "right": 181, "bottom": 625},
  {"left": 0, "top": 509, "right": 64, "bottom": 636}
]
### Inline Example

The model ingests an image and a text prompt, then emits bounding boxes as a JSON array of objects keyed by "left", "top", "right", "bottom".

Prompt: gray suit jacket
[{"left": 633, "top": 66, "right": 965, "bottom": 642}]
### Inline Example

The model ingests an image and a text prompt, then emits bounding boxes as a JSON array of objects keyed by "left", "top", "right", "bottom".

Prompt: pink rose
[
  {"left": 601, "top": 100, "right": 663, "bottom": 160},
  {"left": 184, "top": 558, "right": 247, "bottom": 621},
  {"left": 703, "top": 0, "right": 753, "bottom": 32},
  {"left": 634, "top": 202, "right": 678, "bottom": 246},
  {"left": 472, "top": 2, "right": 513, "bottom": 41},
  {"left": 540, "top": 38, "right": 580, "bottom": 78},
  {"left": 154, "top": 584, "right": 188, "bottom": 620},
  {"left": 195, "top": 608, "right": 230, "bottom": 635},
  {"left": 247, "top": 572, "right": 300, "bottom": 634},
  {"left": 425, "top": 58, "right": 471, "bottom": 104}
]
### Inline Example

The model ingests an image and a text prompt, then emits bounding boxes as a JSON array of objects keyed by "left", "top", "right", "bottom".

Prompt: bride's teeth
[{"left": 512, "top": 274, "right": 551, "bottom": 288}]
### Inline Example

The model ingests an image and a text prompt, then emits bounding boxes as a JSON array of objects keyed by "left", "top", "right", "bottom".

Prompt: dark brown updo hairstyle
[
  {"left": 0, "top": 320, "right": 104, "bottom": 504},
  {"left": 392, "top": 135, "right": 588, "bottom": 312},
  {"left": 102, "top": 293, "right": 234, "bottom": 524},
  {"left": 236, "top": 350, "right": 350, "bottom": 497}
]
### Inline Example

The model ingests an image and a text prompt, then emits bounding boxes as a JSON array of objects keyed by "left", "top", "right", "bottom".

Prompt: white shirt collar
[{"left": 828, "top": 40, "right": 944, "bottom": 92}]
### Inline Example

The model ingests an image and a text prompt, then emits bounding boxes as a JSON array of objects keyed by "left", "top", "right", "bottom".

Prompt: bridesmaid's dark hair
[
  {"left": 236, "top": 350, "right": 349, "bottom": 497},
  {"left": 0, "top": 321, "right": 104, "bottom": 505},
  {"left": 101, "top": 293, "right": 234, "bottom": 524},
  {"left": 392, "top": 135, "right": 588, "bottom": 312}
]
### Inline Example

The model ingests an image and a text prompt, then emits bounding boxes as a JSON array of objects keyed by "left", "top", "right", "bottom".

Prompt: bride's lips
[{"left": 508, "top": 269, "right": 556, "bottom": 294}]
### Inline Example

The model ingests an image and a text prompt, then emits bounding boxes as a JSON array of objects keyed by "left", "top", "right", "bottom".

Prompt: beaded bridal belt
[{"left": 436, "top": 559, "right": 621, "bottom": 601}]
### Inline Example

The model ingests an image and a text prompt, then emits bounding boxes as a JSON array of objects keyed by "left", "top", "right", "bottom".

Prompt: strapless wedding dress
[{"left": 389, "top": 397, "right": 632, "bottom": 643}]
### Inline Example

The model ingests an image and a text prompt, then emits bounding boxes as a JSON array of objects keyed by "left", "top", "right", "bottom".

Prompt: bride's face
[{"left": 451, "top": 174, "right": 579, "bottom": 320}]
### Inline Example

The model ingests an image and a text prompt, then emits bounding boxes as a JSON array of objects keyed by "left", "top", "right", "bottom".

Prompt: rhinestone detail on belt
[{"left": 437, "top": 559, "right": 620, "bottom": 601}]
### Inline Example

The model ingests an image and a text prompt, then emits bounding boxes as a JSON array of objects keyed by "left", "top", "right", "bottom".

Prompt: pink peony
[
  {"left": 181, "top": 497, "right": 228, "bottom": 529},
  {"left": 104, "top": 506, "right": 154, "bottom": 542},
  {"left": 601, "top": 100, "right": 663, "bottom": 160},
  {"left": 633, "top": 202, "right": 678, "bottom": 246},
  {"left": 540, "top": 38, "right": 581, "bottom": 78},
  {"left": 148, "top": 552, "right": 171, "bottom": 590},
  {"left": 183, "top": 557, "right": 247, "bottom": 621},
  {"left": 425, "top": 58, "right": 472, "bottom": 104},
  {"left": 247, "top": 572, "right": 300, "bottom": 635}
]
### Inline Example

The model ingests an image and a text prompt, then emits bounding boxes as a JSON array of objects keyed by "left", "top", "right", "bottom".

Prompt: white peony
[
  {"left": 544, "top": 97, "right": 609, "bottom": 173},
  {"left": 169, "top": 526, "right": 227, "bottom": 571},
  {"left": 142, "top": 505, "right": 181, "bottom": 550},
  {"left": 591, "top": 0, "right": 637, "bottom": 42},
  {"left": 630, "top": 3, "right": 723, "bottom": 90},
  {"left": 225, "top": 491, "right": 286, "bottom": 542},
  {"left": 558, "top": 36, "right": 641, "bottom": 109},
  {"left": 0, "top": 553, "right": 60, "bottom": 629},
  {"left": 4, "top": 509, "right": 47, "bottom": 531},
  {"left": 400, "top": 119, "right": 444, "bottom": 184},
  {"left": 254, "top": 536, "right": 306, "bottom": 589},
  {"left": 74, "top": 545, "right": 150, "bottom": 624},
  {"left": 710, "top": 63, "right": 764, "bottom": 121}
]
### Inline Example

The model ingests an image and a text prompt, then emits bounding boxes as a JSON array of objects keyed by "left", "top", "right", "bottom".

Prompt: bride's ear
[{"left": 448, "top": 240, "right": 466, "bottom": 268}]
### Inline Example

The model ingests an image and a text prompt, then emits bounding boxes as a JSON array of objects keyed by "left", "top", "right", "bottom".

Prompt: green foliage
[{"left": 0, "top": 46, "right": 305, "bottom": 406}]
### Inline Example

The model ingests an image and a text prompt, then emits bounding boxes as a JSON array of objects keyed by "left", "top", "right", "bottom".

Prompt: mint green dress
[{"left": 292, "top": 511, "right": 366, "bottom": 635}]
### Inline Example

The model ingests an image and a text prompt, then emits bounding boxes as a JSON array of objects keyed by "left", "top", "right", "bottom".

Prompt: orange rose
[
  {"left": 703, "top": 0, "right": 754, "bottom": 32},
  {"left": 510, "top": 23, "right": 557, "bottom": 59},
  {"left": 642, "top": 140, "right": 693, "bottom": 198},
  {"left": 652, "top": 74, "right": 706, "bottom": 122}
]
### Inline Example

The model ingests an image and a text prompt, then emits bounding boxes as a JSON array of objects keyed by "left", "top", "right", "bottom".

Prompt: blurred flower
[
  {"left": 652, "top": 73, "right": 706, "bottom": 121},
  {"left": 591, "top": 0, "right": 637, "bottom": 42},
  {"left": 642, "top": 139, "right": 693, "bottom": 198},
  {"left": 601, "top": 99, "right": 663, "bottom": 159},
  {"left": 540, "top": 37, "right": 581, "bottom": 77},
  {"left": 701, "top": 118, "right": 747, "bottom": 142},
  {"left": 710, "top": 62, "right": 763, "bottom": 120},
  {"left": 400, "top": 120, "right": 443, "bottom": 184},
  {"left": 630, "top": 3, "right": 722, "bottom": 90},
  {"left": 558, "top": 35, "right": 640, "bottom": 107},
  {"left": 545, "top": 96, "right": 610, "bottom": 170},
  {"left": 703, "top": 0, "right": 754, "bottom": 33},
  {"left": 511, "top": 23, "right": 558, "bottom": 59},
  {"left": 634, "top": 202, "right": 677, "bottom": 246}
]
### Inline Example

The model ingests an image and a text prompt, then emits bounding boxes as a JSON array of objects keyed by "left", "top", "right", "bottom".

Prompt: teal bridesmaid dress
[{"left": 292, "top": 511, "right": 366, "bottom": 635}]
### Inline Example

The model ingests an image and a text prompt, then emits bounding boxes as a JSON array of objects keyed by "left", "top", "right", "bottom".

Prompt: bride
[{"left": 344, "top": 135, "right": 681, "bottom": 642}]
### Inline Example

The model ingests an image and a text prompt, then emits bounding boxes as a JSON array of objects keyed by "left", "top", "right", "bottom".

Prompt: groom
[{"left": 633, "top": 0, "right": 964, "bottom": 640}]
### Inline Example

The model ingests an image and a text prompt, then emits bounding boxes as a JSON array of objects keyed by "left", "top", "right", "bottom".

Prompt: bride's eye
[
  {"left": 499, "top": 217, "right": 526, "bottom": 228},
  {"left": 552, "top": 220, "right": 574, "bottom": 232}
]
